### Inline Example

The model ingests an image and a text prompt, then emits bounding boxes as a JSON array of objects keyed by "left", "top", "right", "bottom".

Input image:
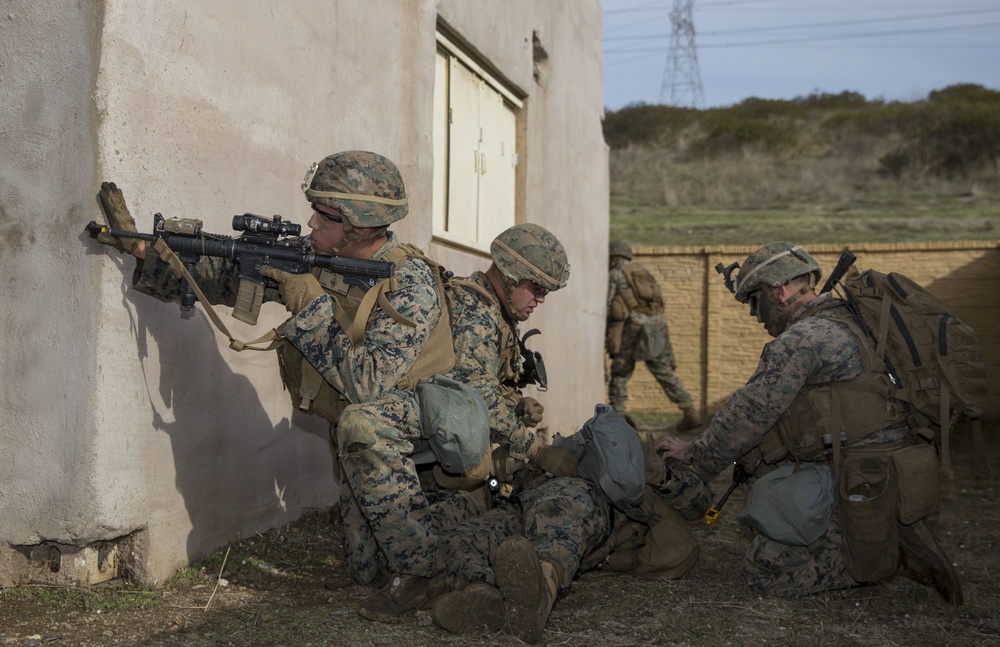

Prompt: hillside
[{"left": 603, "top": 84, "right": 1000, "bottom": 248}]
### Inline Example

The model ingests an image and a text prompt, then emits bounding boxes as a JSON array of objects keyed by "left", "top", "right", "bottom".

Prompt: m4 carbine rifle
[{"left": 85, "top": 213, "right": 394, "bottom": 325}]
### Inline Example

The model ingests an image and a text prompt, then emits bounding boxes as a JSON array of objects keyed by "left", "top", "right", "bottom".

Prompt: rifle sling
[{"left": 152, "top": 238, "right": 281, "bottom": 352}]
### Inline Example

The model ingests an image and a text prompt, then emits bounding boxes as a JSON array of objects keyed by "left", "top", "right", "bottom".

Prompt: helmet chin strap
[
  {"left": 314, "top": 222, "right": 386, "bottom": 255},
  {"left": 766, "top": 280, "right": 816, "bottom": 336},
  {"left": 502, "top": 277, "right": 529, "bottom": 322}
]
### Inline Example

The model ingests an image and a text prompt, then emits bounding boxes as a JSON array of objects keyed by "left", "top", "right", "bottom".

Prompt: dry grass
[
  {"left": 2, "top": 421, "right": 997, "bottom": 646},
  {"left": 607, "top": 98, "right": 1000, "bottom": 249}
]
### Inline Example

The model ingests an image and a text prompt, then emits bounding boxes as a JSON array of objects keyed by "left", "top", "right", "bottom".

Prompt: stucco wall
[
  {"left": 618, "top": 243, "right": 1000, "bottom": 422},
  {"left": 0, "top": 0, "right": 608, "bottom": 586}
]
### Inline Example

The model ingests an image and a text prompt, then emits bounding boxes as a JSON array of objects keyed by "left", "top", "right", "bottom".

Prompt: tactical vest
[
  {"left": 277, "top": 243, "right": 456, "bottom": 423},
  {"left": 450, "top": 275, "right": 522, "bottom": 390},
  {"left": 613, "top": 263, "right": 664, "bottom": 318},
  {"left": 752, "top": 307, "right": 909, "bottom": 466}
]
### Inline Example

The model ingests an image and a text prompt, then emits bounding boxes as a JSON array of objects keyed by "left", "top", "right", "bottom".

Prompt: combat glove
[
  {"left": 491, "top": 446, "right": 524, "bottom": 482},
  {"left": 514, "top": 397, "right": 544, "bottom": 428},
  {"left": 260, "top": 266, "right": 326, "bottom": 315},
  {"left": 532, "top": 444, "right": 578, "bottom": 477},
  {"left": 96, "top": 181, "right": 140, "bottom": 254}
]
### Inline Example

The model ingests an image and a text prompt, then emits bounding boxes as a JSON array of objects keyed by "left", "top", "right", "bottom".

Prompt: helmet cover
[
  {"left": 301, "top": 151, "right": 408, "bottom": 228},
  {"left": 732, "top": 242, "right": 822, "bottom": 303},
  {"left": 491, "top": 223, "right": 570, "bottom": 293}
]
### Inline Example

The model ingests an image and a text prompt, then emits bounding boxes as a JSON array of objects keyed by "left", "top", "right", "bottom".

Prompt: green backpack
[{"left": 825, "top": 254, "right": 989, "bottom": 474}]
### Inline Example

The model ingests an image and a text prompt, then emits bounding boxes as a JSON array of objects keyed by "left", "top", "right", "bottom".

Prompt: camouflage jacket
[
  {"left": 447, "top": 271, "right": 539, "bottom": 460},
  {"left": 686, "top": 295, "right": 870, "bottom": 481},
  {"left": 275, "top": 233, "right": 442, "bottom": 403}
]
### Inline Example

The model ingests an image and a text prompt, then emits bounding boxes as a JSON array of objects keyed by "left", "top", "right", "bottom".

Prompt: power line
[
  {"left": 605, "top": 7, "right": 1000, "bottom": 41},
  {"left": 605, "top": 21, "right": 1000, "bottom": 54}
]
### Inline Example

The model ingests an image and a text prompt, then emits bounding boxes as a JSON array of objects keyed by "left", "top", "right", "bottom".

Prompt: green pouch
[
  {"left": 413, "top": 375, "right": 490, "bottom": 474},
  {"left": 736, "top": 462, "right": 837, "bottom": 547}
]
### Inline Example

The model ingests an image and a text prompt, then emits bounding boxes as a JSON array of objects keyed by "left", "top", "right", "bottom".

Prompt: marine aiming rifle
[{"left": 85, "top": 213, "right": 394, "bottom": 325}]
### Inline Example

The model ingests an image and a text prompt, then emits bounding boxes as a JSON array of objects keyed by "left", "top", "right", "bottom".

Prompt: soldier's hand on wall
[
  {"left": 515, "top": 397, "right": 545, "bottom": 427},
  {"left": 532, "top": 444, "right": 578, "bottom": 477},
  {"left": 260, "top": 266, "right": 326, "bottom": 315},
  {"left": 96, "top": 181, "right": 140, "bottom": 255}
]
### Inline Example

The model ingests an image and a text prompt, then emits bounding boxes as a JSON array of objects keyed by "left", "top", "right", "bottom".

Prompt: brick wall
[{"left": 614, "top": 242, "right": 1000, "bottom": 421}]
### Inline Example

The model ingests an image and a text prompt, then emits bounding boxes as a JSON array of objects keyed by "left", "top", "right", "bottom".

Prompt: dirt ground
[{"left": 2, "top": 422, "right": 998, "bottom": 647}]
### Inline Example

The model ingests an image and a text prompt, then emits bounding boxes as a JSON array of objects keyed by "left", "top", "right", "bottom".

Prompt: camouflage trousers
[
  {"left": 741, "top": 510, "right": 860, "bottom": 597},
  {"left": 441, "top": 476, "right": 614, "bottom": 594},
  {"left": 609, "top": 349, "right": 693, "bottom": 412},
  {"left": 336, "top": 391, "right": 484, "bottom": 588}
]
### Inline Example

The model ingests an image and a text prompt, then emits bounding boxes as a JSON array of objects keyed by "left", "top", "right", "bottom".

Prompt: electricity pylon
[{"left": 660, "top": 0, "right": 704, "bottom": 108}]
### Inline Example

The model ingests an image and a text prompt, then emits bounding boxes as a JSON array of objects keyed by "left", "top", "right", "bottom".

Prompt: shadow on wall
[{"left": 123, "top": 282, "right": 332, "bottom": 577}]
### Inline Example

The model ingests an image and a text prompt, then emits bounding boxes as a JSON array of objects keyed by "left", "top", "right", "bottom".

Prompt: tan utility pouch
[
  {"left": 629, "top": 314, "right": 667, "bottom": 361},
  {"left": 838, "top": 449, "right": 899, "bottom": 582},
  {"left": 893, "top": 442, "right": 941, "bottom": 524}
]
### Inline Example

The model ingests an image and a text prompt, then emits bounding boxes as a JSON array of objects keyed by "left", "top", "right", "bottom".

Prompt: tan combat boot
[
  {"left": 431, "top": 583, "right": 504, "bottom": 634},
  {"left": 357, "top": 573, "right": 445, "bottom": 622},
  {"left": 676, "top": 407, "right": 702, "bottom": 432},
  {"left": 898, "top": 519, "right": 964, "bottom": 604},
  {"left": 495, "top": 536, "right": 559, "bottom": 644}
]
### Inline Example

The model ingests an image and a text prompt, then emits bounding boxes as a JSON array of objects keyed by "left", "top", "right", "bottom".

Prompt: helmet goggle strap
[
  {"left": 753, "top": 274, "right": 817, "bottom": 336},
  {"left": 499, "top": 274, "right": 529, "bottom": 322},
  {"left": 301, "top": 161, "right": 408, "bottom": 207},
  {"left": 733, "top": 245, "right": 809, "bottom": 300},
  {"left": 492, "top": 238, "right": 560, "bottom": 293}
]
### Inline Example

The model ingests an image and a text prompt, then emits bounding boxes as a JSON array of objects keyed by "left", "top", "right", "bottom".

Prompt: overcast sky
[{"left": 602, "top": 0, "right": 1000, "bottom": 110}]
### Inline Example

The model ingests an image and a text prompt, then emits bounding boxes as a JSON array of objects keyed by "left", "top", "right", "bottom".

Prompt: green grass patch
[
  {"left": 0, "top": 584, "right": 159, "bottom": 612},
  {"left": 610, "top": 200, "right": 1000, "bottom": 248}
]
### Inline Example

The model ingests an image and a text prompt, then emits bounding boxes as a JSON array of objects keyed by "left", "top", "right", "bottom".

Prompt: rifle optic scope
[{"left": 232, "top": 213, "right": 301, "bottom": 237}]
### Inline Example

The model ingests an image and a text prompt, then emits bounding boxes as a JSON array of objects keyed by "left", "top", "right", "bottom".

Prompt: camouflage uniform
[
  {"left": 447, "top": 271, "right": 541, "bottom": 461},
  {"left": 682, "top": 243, "right": 913, "bottom": 598},
  {"left": 606, "top": 242, "right": 698, "bottom": 426},
  {"left": 441, "top": 473, "right": 615, "bottom": 594},
  {"left": 281, "top": 233, "right": 451, "bottom": 585}
]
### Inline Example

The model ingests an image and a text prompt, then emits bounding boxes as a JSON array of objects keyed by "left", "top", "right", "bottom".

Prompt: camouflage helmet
[
  {"left": 301, "top": 151, "right": 408, "bottom": 228},
  {"left": 733, "top": 242, "right": 822, "bottom": 303},
  {"left": 491, "top": 223, "right": 570, "bottom": 293},
  {"left": 609, "top": 240, "right": 633, "bottom": 259}
]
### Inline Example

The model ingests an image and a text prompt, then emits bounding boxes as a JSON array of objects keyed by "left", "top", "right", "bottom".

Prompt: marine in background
[{"left": 606, "top": 240, "right": 701, "bottom": 430}]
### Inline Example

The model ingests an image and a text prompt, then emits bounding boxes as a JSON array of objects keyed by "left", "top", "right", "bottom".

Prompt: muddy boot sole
[
  {"left": 495, "top": 536, "right": 547, "bottom": 643},
  {"left": 357, "top": 574, "right": 445, "bottom": 622},
  {"left": 432, "top": 584, "right": 503, "bottom": 634}
]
